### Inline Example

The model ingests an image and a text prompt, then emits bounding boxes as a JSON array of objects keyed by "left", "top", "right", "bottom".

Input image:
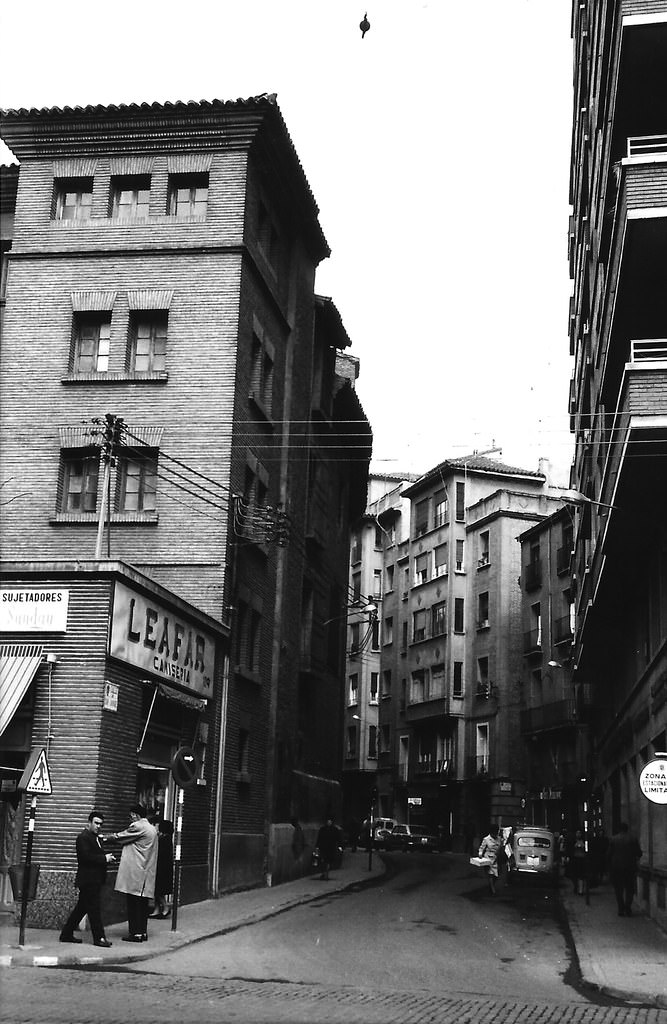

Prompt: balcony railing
[
  {"left": 523, "top": 628, "right": 542, "bottom": 653},
  {"left": 520, "top": 699, "right": 576, "bottom": 734},
  {"left": 466, "top": 755, "right": 489, "bottom": 778},
  {"left": 413, "top": 757, "right": 453, "bottom": 778},
  {"left": 554, "top": 614, "right": 574, "bottom": 644},
  {"left": 627, "top": 134, "right": 667, "bottom": 158},
  {"left": 631, "top": 339, "right": 667, "bottom": 362}
]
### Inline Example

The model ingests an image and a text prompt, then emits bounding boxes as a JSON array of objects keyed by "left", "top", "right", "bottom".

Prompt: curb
[{"left": 0, "top": 867, "right": 385, "bottom": 969}]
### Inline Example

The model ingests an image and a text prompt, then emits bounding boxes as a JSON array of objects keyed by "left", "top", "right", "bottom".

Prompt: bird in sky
[{"left": 360, "top": 12, "right": 370, "bottom": 38}]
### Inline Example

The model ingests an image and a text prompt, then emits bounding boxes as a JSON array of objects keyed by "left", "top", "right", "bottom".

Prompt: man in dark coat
[
  {"left": 608, "top": 822, "right": 642, "bottom": 916},
  {"left": 316, "top": 815, "right": 340, "bottom": 881},
  {"left": 60, "top": 810, "right": 115, "bottom": 947}
]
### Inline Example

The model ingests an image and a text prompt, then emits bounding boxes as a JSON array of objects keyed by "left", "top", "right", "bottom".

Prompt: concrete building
[
  {"left": 568, "top": 1, "right": 667, "bottom": 926},
  {"left": 349, "top": 455, "right": 570, "bottom": 850},
  {"left": 0, "top": 96, "right": 371, "bottom": 924},
  {"left": 518, "top": 507, "right": 588, "bottom": 834}
]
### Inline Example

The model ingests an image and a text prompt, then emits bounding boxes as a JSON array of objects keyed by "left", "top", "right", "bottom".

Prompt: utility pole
[{"left": 95, "top": 413, "right": 123, "bottom": 560}]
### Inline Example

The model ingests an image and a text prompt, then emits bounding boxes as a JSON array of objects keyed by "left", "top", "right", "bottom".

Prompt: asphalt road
[{"left": 2, "top": 853, "right": 665, "bottom": 1024}]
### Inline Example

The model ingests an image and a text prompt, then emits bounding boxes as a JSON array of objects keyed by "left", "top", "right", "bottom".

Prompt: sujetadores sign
[{"left": 639, "top": 756, "right": 667, "bottom": 805}]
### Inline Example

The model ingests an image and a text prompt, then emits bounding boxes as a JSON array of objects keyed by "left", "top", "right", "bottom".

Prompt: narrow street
[{"left": 2, "top": 855, "right": 664, "bottom": 1024}]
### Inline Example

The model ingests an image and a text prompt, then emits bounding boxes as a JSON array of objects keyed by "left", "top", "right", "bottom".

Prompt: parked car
[
  {"left": 384, "top": 824, "right": 441, "bottom": 852},
  {"left": 361, "top": 817, "right": 396, "bottom": 848},
  {"left": 510, "top": 826, "right": 557, "bottom": 885}
]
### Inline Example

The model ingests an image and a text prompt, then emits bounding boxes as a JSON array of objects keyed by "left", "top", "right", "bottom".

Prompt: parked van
[{"left": 511, "top": 827, "right": 557, "bottom": 884}]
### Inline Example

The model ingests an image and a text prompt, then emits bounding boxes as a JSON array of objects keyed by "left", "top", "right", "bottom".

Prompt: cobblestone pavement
[{"left": 2, "top": 969, "right": 666, "bottom": 1024}]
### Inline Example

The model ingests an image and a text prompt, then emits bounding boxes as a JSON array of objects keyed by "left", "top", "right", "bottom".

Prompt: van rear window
[{"left": 517, "top": 837, "right": 551, "bottom": 848}]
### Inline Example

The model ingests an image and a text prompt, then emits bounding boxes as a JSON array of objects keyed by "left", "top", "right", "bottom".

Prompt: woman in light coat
[
  {"left": 478, "top": 823, "right": 502, "bottom": 895},
  {"left": 110, "top": 805, "right": 158, "bottom": 942}
]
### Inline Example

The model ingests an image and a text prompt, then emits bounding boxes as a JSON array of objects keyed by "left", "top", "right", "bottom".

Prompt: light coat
[{"left": 114, "top": 818, "right": 158, "bottom": 898}]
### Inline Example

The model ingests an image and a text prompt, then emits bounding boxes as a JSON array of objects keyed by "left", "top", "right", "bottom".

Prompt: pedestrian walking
[
  {"left": 608, "top": 822, "right": 642, "bottom": 917},
  {"left": 149, "top": 819, "right": 174, "bottom": 919},
  {"left": 109, "top": 804, "right": 158, "bottom": 942},
  {"left": 60, "top": 810, "right": 115, "bottom": 947},
  {"left": 478, "top": 824, "right": 502, "bottom": 895},
  {"left": 315, "top": 815, "right": 340, "bottom": 881},
  {"left": 571, "top": 829, "right": 587, "bottom": 895}
]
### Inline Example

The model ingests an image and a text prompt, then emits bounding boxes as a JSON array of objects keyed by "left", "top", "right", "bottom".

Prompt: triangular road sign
[{"left": 19, "top": 748, "right": 52, "bottom": 795}]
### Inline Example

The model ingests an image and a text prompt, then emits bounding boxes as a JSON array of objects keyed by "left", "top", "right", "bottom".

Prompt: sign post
[
  {"left": 17, "top": 748, "right": 52, "bottom": 945},
  {"left": 169, "top": 746, "right": 198, "bottom": 932}
]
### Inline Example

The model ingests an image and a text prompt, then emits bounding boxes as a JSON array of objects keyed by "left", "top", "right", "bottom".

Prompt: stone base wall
[{"left": 267, "top": 823, "right": 319, "bottom": 886}]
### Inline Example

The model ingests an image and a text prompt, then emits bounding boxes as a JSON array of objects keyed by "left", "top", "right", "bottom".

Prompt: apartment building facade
[
  {"left": 568, "top": 2, "right": 667, "bottom": 924},
  {"left": 348, "top": 456, "right": 568, "bottom": 849},
  {"left": 0, "top": 96, "right": 371, "bottom": 924}
]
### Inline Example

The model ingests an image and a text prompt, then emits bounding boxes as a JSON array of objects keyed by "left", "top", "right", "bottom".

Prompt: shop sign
[
  {"left": 0, "top": 588, "right": 69, "bottom": 633},
  {"left": 110, "top": 581, "right": 215, "bottom": 697},
  {"left": 639, "top": 756, "right": 667, "bottom": 805}
]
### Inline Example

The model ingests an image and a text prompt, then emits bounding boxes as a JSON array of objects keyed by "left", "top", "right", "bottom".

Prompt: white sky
[{"left": 0, "top": 0, "right": 575, "bottom": 486}]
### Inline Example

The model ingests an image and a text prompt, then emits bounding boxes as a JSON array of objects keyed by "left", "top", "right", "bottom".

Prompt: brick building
[{"left": 0, "top": 95, "right": 371, "bottom": 925}]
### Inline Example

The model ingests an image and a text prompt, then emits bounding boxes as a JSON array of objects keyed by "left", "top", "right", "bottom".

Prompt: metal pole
[
  {"left": 18, "top": 796, "right": 37, "bottom": 945},
  {"left": 367, "top": 798, "right": 374, "bottom": 871},
  {"left": 171, "top": 786, "right": 184, "bottom": 932}
]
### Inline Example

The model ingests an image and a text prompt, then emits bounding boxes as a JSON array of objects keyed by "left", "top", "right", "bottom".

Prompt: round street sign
[
  {"left": 171, "top": 745, "right": 199, "bottom": 789},
  {"left": 639, "top": 756, "right": 667, "bottom": 805}
]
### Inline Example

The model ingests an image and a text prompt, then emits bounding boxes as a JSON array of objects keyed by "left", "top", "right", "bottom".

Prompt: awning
[{"left": 0, "top": 644, "right": 44, "bottom": 737}]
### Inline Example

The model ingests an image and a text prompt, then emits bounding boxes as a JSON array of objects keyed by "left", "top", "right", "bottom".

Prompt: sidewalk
[
  {"left": 560, "top": 881, "right": 667, "bottom": 1008},
  {"left": 2, "top": 853, "right": 666, "bottom": 1009},
  {"left": 0, "top": 850, "right": 384, "bottom": 969}
]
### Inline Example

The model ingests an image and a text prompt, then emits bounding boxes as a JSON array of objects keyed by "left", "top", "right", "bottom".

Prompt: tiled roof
[
  {"left": 402, "top": 453, "right": 542, "bottom": 497},
  {"left": 0, "top": 93, "right": 278, "bottom": 120}
]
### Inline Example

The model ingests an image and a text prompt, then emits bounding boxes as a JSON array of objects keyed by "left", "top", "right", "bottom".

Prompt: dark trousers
[
  {"left": 612, "top": 870, "right": 636, "bottom": 914},
  {"left": 61, "top": 884, "right": 105, "bottom": 942},
  {"left": 126, "top": 893, "right": 149, "bottom": 936}
]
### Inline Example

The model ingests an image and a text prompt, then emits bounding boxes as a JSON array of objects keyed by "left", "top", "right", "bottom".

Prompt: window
[
  {"left": 454, "top": 597, "right": 464, "bottom": 633},
  {"left": 351, "top": 531, "right": 362, "bottom": 563},
  {"left": 72, "top": 314, "right": 111, "bottom": 373},
  {"left": 350, "top": 622, "right": 360, "bottom": 655},
  {"left": 414, "top": 552, "right": 429, "bottom": 586},
  {"left": 167, "top": 174, "right": 208, "bottom": 217},
  {"left": 368, "top": 725, "right": 377, "bottom": 759},
  {"left": 111, "top": 176, "right": 150, "bottom": 218},
  {"left": 478, "top": 530, "right": 490, "bottom": 567},
  {"left": 411, "top": 669, "right": 427, "bottom": 703},
  {"left": 413, "top": 609, "right": 427, "bottom": 643},
  {"left": 117, "top": 450, "right": 157, "bottom": 512},
  {"left": 478, "top": 591, "right": 489, "bottom": 629},
  {"left": 455, "top": 539, "right": 464, "bottom": 572},
  {"left": 455, "top": 481, "right": 465, "bottom": 522},
  {"left": 238, "top": 728, "right": 250, "bottom": 774},
  {"left": 414, "top": 498, "right": 429, "bottom": 537},
  {"left": 60, "top": 450, "right": 99, "bottom": 512},
  {"left": 385, "top": 564, "right": 395, "bottom": 592},
  {"left": 346, "top": 725, "right": 357, "bottom": 759},
  {"left": 384, "top": 616, "right": 393, "bottom": 645},
  {"left": 373, "top": 569, "right": 383, "bottom": 598},
  {"left": 431, "top": 663, "right": 446, "bottom": 698},
  {"left": 374, "top": 525, "right": 383, "bottom": 549},
  {"left": 432, "top": 601, "right": 447, "bottom": 636},
  {"left": 401, "top": 621, "right": 408, "bottom": 652},
  {"left": 434, "top": 543, "right": 448, "bottom": 577},
  {"left": 129, "top": 313, "right": 167, "bottom": 372},
  {"left": 434, "top": 488, "right": 448, "bottom": 527},
  {"left": 402, "top": 566, "right": 410, "bottom": 596},
  {"left": 453, "top": 661, "right": 464, "bottom": 698},
  {"left": 380, "top": 724, "right": 391, "bottom": 753},
  {"left": 370, "top": 672, "right": 379, "bottom": 703},
  {"left": 54, "top": 178, "right": 93, "bottom": 220},
  {"left": 352, "top": 572, "right": 362, "bottom": 603},
  {"left": 476, "top": 723, "right": 489, "bottom": 773},
  {"left": 250, "top": 332, "right": 274, "bottom": 413},
  {"left": 348, "top": 674, "right": 359, "bottom": 706},
  {"left": 371, "top": 617, "right": 380, "bottom": 651},
  {"left": 477, "top": 656, "right": 490, "bottom": 697},
  {"left": 382, "top": 669, "right": 392, "bottom": 698}
]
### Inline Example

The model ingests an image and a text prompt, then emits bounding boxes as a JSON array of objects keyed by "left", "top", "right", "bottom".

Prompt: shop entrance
[{"left": 137, "top": 740, "right": 177, "bottom": 825}]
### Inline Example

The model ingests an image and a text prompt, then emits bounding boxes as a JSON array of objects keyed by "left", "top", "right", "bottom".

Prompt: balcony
[
  {"left": 477, "top": 554, "right": 490, "bottom": 569},
  {"left": 631, "top": 339, "right": 667, "bottom": 362},
  {"left": 412, "top": 758, "right": 454, "bottom": 780},
  {"left": 520, "top": 699, "right": 576, "bottom": 735},
  {"left": 523, "top": 629, "right": 542, "bottom": 654},
  {"left": 405, "top": 696, "right": 450, "bottom": 722},
  {"left": 466, "top": 755, "right": 489, "bottom": 779},
  {"left": 553, "top": 614, "right": 574, "bottom": 644}
]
